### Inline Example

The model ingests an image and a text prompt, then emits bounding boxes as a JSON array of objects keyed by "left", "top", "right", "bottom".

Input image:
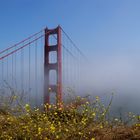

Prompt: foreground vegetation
[{"left": 0, "top": 93, "right": 140, "bottom": 140}]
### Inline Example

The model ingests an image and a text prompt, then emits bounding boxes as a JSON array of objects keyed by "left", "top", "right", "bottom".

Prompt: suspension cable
[
  {"left": 0, "top": 34, "right": 44, "bottom": 61},
  {"left": 0, "top": 29, "right": 44, "bottom": 55},
  {"left": 60, "top": 26, "right": 87, "bottom": 60}
]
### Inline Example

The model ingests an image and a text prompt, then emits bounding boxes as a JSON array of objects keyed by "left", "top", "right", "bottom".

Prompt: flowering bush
[{"left": 0, "top": 95, "right": 140, "bottom": 140}]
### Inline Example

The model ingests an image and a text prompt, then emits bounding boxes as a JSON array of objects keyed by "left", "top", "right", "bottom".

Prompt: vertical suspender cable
[
  {"left": 12, "top": 53, "right": 14, "bottom": 87},
  {"left": 7, "top": 50, "right": 8, "bottom": 83},
  {"left": 35, "top": 38, "right": 38, "bottom": 106},
  {"left": 28, "top": 42, "right": 31, "bottom": 104},
  {"left": 15, "top": 49, "right": 17, "bottom": 89},
  {"left": 1, "top": 59, "right": 4, "bottom": 84},
  {"left": 21, "top": 46, "right": 24, "bottom": 94}
]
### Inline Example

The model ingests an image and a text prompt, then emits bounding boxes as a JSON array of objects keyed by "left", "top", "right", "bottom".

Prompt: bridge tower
[{"left": 44, "top": 26, "right": 62, "bottom": 108}]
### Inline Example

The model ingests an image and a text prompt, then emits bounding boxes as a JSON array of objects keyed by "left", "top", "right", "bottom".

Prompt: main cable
[{"left": 60, "top": 26, "right": 87, "bottom": 60}]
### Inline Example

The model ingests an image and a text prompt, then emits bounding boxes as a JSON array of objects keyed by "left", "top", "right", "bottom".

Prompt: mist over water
[
  {"left": 79, "top": 51, "right": 140, "bottom": 115},
  {"left": 0, "top": 45, "right": 140, "bottom": 116}
]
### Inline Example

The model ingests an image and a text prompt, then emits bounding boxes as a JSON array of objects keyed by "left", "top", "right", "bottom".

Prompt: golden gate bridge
[{"left": 0, "top": 26, "right": 86, "bottom": 108}]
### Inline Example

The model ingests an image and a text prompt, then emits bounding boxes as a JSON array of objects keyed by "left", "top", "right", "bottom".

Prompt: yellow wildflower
[
  {"left": 92, "top": 112, "right": 96, "bottom": 116},
  {"left": 65, "top": 128, "right": 69, "bottom": 132},
  {"left": 38, "top": 127, "right": 42, "bottom": 135},
  {"left": 54, "top": 112, "right": 57, "bottom": 115},
  {"left": 25, "top": 104, "right": 30, "bottom": 112},
  {"left": 50, "top": 124, "right": 55, "bottom": 133},
  {"left": 95, "top": 96, "right": 99, "bottom": 101}
]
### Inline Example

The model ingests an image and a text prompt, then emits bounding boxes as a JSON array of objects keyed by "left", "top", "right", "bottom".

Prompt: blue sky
[
  {"left": 0, "top": 0, "right": 140, "bottom": 56},
  {"left": 1, "top": 0, "right": 140, "bottom": 112}
]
